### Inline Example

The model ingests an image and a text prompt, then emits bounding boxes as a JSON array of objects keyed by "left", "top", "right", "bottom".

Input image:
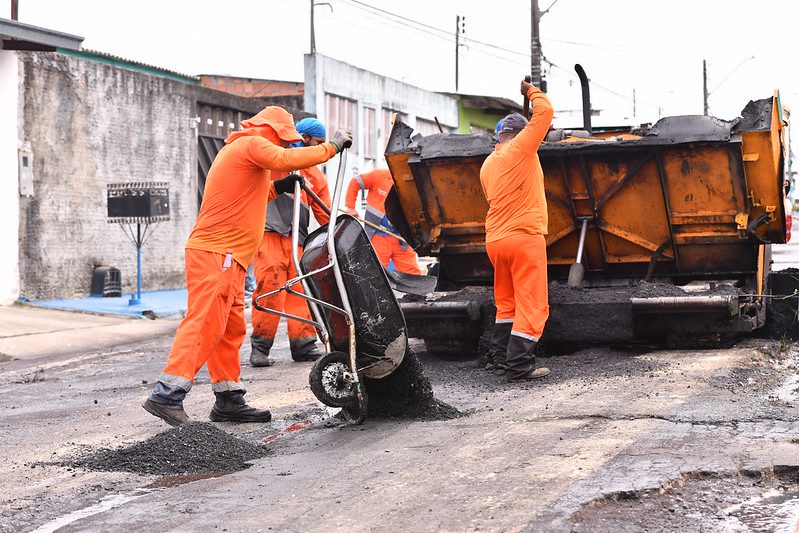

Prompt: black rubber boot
[
  {"left": 142, "top": 398, "right": 190, "bottom": 427},
  {"left": 290, "top": 337, "right": 324, "bottom": 362},
  {"left": 485, "top": 322, "right": 512, "bottom": 372},
  {"left": 209, "top": 391, "right": 272, "bottom": 423},
  {"left": 250, "top": 336, "right": 275, "bottom": 367},
  {"left": 504, "top": 334, "right": 549, "bottom": 382}
]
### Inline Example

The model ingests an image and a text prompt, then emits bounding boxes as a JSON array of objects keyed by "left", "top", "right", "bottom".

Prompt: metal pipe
[
  {"left": 291, "top": 180, "right": 330, "bottom": 351},
  {"left": 576, "top": 218, "right": 588, "bottom": 264},
  {"left": 399, "top": 300, "right": 481, "bottom": 321},
  {"left": 630, "top": 295, "right": 738, "bottom": 316},
  {"left": 574, "top": 64, "right": 592, "bottom": 133}
]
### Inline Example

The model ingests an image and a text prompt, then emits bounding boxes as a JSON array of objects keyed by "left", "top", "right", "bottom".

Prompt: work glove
[
  {"left": 329, "top": 129, "right": 353, "bottom": 153},
  {"left": 273, "top": 173, "right": 305, "bottom": 195},
  {"left": 520, "top": 78, "right": 534, "bottom": 96}
]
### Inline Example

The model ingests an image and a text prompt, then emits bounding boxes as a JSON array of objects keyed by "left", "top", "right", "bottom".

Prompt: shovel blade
[{"left": 385, "top": 270, "right": 437, "bottom": 296}]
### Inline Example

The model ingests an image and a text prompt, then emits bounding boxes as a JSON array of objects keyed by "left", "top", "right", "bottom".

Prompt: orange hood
[{"left": 225, "top": 106, "right": 302, "bottom": 144}]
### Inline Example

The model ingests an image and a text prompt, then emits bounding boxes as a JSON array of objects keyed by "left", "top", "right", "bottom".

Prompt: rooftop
[{"left": 0, "top": 17, "right": 83, "bottom": 51}]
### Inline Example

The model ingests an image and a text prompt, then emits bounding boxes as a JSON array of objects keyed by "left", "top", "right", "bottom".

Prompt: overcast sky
[{"left": 7, "top": 0, "right": 798, "bottom": 127}]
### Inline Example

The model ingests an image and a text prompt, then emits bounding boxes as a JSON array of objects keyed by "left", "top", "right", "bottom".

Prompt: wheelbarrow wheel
[
  {"left": 309, "top": 351, "right": 358, "bottom": 408},
  {"left": 341, "top": 383, "right": 368, "bottom": 425}
]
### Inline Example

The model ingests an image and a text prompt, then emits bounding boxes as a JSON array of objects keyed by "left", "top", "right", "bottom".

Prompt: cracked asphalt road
[{"left": 1, "top": 323, "right": 798, "bottom": 532}]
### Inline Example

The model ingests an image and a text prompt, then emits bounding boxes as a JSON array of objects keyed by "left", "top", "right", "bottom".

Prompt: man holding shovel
[
  {"left": 345, "top": 167, "right": 422, "bottom": 275},
  {"left": 480, "top": 79, "right": 553, "bottom": 382}
]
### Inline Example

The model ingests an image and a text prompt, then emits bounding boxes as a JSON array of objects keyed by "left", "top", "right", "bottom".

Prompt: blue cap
[
  {"left": 295, "top": 117, "right": 326, "bottom": 140},
  {"left": 495, "top": 118, "right": 504, "bottom": 135}
]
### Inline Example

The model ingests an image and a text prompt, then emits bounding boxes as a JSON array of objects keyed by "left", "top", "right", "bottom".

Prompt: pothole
[{"left": 570, "top": 468, "right": 799, "bottom": 532}]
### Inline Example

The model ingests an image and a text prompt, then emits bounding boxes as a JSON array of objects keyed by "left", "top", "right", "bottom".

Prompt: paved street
[{"left": 1, "top": 306, "right": 798, "bottom": 532}]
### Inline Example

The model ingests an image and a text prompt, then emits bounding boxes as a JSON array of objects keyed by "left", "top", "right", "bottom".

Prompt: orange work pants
[
  {"left": 160, "top": 248, "right": 247, "bottom": 392},
  {"left": 486, "top": 233, "right": 549, "bottom": 341},
  {"left": 371, "top": 233, "right": 421, "bottom": 275},
  {"left": 251, "top": 232, "right": 316, "bottom": 345}
]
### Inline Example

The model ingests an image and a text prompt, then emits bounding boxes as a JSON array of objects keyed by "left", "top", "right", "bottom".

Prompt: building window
[
  {"left": 326, "top": 93, "right": 358, "bottom": 151},
  {"left": 382, "top": 109, "right": 407, "bottom": 147},
  {"left": 363, "top": 107, "right": 377, "bottom": 160}
]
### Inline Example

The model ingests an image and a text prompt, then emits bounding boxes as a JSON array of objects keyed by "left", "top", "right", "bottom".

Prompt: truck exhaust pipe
[{"left": 574, "top": 64, "right": 592, "bottom": 134}]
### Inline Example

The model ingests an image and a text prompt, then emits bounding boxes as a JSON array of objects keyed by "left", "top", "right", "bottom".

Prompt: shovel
[
  {"left": 567, "top": 219, "right": 589, "bottom": 288},
  {"left": 301, "top": 183, "right": 437, "bottom": 296}
]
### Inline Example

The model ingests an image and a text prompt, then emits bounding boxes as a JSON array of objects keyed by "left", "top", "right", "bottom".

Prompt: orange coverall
[
  {"left": 345, "top": 168, "right": 421, "bottom": 275},
  {"left": 158, "top": 107, "right": 336, "bottom": 394},
  {"left": 480, "top": 86, "right": 554, "bottom": 342},
  {"left": 251, "top": 165, "right": 331, "bottom": 355}
]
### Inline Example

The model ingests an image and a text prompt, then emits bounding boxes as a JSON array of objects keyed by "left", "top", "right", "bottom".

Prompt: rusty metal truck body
[{"left": 384, "top": 94, "right": 789, "bottom": 351}]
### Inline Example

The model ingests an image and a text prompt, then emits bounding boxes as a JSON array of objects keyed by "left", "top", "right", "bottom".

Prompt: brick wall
[
  {"left": 199, "top": 75, "right": 303, "bottom": 98},
  {"left": 18, "top": 52, "right": 197, "bottom": 299}
]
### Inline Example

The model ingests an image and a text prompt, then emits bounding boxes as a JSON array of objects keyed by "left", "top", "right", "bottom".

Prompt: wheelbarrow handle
[{"left": 301, "top": 183, "right": 411, "bottom": 247}]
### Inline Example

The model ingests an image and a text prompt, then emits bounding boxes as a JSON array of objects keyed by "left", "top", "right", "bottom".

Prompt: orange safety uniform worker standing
[
  {"left": 143, "top": 106, "right": 352, "bottom": 426},
  {"left": 250, "top": 118, "right": 331, "bottom": 367},
  {"left": 345, "top": 168, "right": 421, "bottom": 274},
  {"left": 479, "top": 79, "right": 554, "bottom": 382}
]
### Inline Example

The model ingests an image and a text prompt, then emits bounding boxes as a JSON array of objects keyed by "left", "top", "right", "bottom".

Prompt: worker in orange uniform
[
  {"left": 345, "top": 167, "right": 421, "bottom": 274},
  {"left": 479, "top": 79, "right": 554, "bottom": 382},
  {"left": 250, "top": 118, "right": 331, "bottom": 367},
  {"left": 143, "top": 106, "right": 352, "bottom": 426}
]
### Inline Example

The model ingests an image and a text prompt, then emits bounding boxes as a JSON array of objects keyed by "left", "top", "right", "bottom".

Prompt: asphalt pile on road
[
  {"left": 66, "top": 422, "right": 268, "bottom": 476},
  {"left": 364, "top": 348, "right": 462, "bottom": 420}
]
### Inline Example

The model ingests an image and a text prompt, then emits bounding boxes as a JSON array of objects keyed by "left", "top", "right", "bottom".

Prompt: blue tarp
[{"left": 25, "top": 289, "right": 188, "bottom": 318}]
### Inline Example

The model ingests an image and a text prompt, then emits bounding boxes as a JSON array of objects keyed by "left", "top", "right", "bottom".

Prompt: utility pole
[
  {"left": 530, "top": 0, "right": 546, "bottom": 92},
  {"left": 310, "top": 0, "right": 316, "bottom": 54},
  {"left": 455, "top": 15, "right": 465, "bottom": 92},
  {"left": 11, "top": 0, "right": 18, "bottom": 20},
  {"left": 703, "top": 59, "right": 709, "bottom": 116},
  {"left": 633, "top": 88, "right": 637, "bottom": 118},
  {"left": 309, "top": 1, "right": 332, "bottom": 54}
]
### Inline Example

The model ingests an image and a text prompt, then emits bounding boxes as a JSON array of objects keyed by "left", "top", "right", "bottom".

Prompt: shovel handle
[
  {"left": 523, "top": 75, "right": 532, "bottom": 119},
  {"left": 301, "top": 183, "right": 410, "bottom": 246}
]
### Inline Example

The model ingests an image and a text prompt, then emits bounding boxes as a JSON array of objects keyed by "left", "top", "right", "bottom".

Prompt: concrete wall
[
  {"left": 304, "top": 53, "right": 458, "bottom": 181},
  {"left": 0, "top": 51, "right": 20, "bottom": 305},
  {"left": 17, "top": 52, "right": 197, "bottom": 300}
]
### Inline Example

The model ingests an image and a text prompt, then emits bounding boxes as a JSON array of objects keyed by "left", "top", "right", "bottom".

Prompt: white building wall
[
  {"left": 0, "top": 51, "right": 20, "bottom": 305},
  {"left": 304, "top": 54, "right": 458, "bottom": 189}
]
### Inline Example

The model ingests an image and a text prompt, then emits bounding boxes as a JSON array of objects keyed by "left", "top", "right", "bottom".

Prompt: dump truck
[{"left": 384, "top": 89, "right": 791, "bottom": 354}]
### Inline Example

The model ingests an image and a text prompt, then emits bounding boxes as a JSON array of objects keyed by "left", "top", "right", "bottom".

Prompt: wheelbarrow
[{"left": 253, "top": 148, "right": 408, "bottom": 424}]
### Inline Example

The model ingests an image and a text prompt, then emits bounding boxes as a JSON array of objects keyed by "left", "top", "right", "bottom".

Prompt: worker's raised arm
[
  {"left": 509, "top": 85, "right": 554, "bottom": 155},
  {"left": 246, "top": 137, "right": 336, "bottom": 172}
]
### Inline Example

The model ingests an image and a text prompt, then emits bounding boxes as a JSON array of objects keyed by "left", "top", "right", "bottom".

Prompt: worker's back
[
  {"left": 480, "top": 87, "right": 553, "bottom": 242},
  {"left": 187, "top": 135, "right": 274, "bottom": 268}
]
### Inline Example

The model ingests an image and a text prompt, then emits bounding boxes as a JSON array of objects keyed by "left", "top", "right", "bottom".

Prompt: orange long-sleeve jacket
[
  {"left": 186, "top": 107, "right": 336, "bottom": 267},
  {"left": 479, "top": 86, "right": 554, "bottom": 242},
  {"left": 345, "top": 168, "right": 395, "bottom": 236}
]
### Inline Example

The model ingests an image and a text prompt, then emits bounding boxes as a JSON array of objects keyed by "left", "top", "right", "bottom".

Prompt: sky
[{"left": 6, "top": 0, "right": 798, "bottom": 127}]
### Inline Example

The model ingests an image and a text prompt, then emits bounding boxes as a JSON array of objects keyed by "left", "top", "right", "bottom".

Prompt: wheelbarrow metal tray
[{"left": 301, "top": 215, "right": 407, "bottom": 379}]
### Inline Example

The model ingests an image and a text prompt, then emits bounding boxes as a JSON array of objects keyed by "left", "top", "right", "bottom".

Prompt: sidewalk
[
  {"left": 0, "top": 304, "right": 179, "bottom": 364},
  {"left": 25, "top": 289, "right": 188, "bottom": 318}
]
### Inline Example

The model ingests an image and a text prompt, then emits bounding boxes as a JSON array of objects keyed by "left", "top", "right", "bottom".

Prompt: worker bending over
[
  {"left": 143, "top": 107, "right": 351, "bottom": 426},
  {"left": 479, "top": 79, "right": 553, "bottom": 382},
  {"left": 250, "top": 118, "right": 332, "bottom": 367},
  {"left": 345, "top": 167, "right": 421, "bottom": 274}
]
